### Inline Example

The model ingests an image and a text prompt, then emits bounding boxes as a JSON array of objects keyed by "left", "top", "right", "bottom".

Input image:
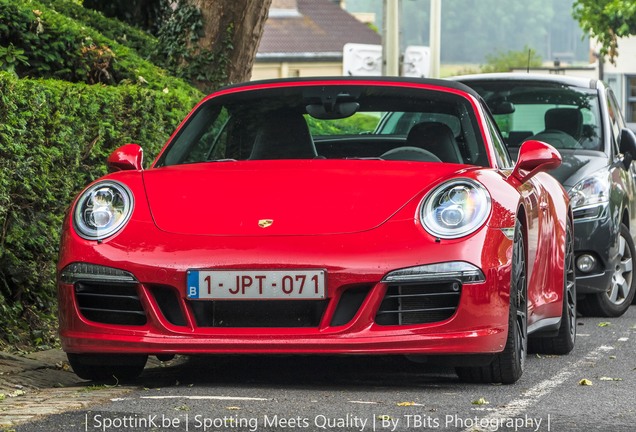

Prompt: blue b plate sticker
[{"left": 187, "top": 270, "right": 199, "bottom": 299}]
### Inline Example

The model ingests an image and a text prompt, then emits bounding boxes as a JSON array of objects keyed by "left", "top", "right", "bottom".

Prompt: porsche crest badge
[{"left": 258, "top": 219, "right": 274, "bottom": 228}]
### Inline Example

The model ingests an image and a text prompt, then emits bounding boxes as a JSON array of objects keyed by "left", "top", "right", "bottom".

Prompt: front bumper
[
  {"left": 57, "top": 220, "right": 514, "bottom": 357},
  {"left": 58, "top": 272, "right": 507, "bottom": 356},
  {"left": 572, "top": 205, "right": 616, "bottom": 294}
]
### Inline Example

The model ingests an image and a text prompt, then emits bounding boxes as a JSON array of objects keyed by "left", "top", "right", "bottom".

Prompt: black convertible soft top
[{"left": 217, "top": 76, "right": 482, "bottom": 100}]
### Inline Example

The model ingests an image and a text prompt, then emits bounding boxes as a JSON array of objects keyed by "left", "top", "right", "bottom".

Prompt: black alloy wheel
[{"left": 456, "top": 220, "right": 526, "bottom": 384}]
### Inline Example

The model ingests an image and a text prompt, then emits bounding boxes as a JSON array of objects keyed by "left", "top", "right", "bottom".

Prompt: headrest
[
  {"left": 249, "top": 110, "right": 317, "bottom": 159},
  {"left": 544, "top": 108, "right": 583, "bottom": 139}
]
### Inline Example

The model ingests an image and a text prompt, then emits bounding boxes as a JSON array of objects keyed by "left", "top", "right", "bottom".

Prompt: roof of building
[{"left": 257, "top": 0, "right": 381, "bottom": 61}]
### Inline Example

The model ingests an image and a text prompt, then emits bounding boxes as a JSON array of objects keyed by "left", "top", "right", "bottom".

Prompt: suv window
[{"left": 461, "top": 80, "right": 603, "bottom": 152}]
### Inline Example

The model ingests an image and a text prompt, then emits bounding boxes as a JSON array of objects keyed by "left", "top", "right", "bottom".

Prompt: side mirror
[
  {"left": 510, "top": 140, "right": 561, "bottom": 184},
  {"left": 107, "top": 144, "right": 144, "bottom": 172},
  {"left": 619, "top": 128, "right": 636, "bottom": 169}
]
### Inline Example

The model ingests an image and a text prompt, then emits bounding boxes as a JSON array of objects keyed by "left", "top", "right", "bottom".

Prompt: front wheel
[
  {"left": 579, "top": 224, "right": 636, "bottom": 317},
  {"left": 456, "top": 220, "right": 526, "bottom": 384},
  {"left": 67, "top": 353, "right": 148, "bottom": 382}
]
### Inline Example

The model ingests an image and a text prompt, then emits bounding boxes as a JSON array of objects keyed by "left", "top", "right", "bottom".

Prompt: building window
[{"left": 627, "top": 76, "right": 636, "bottom": 123}]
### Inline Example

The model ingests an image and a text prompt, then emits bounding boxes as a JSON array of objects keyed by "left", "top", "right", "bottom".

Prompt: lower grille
[
  {"left": 376, "top": 282, "right": 461, "bottom": 325},
  {"left": 148, "top": 285, "right": 187, "bottom": 326},
  {"left": 75, "top": 282, "right": 146, "bottom": 326},
  {"left": 189, "top": 300, "right": 328, "bottom": 327}
]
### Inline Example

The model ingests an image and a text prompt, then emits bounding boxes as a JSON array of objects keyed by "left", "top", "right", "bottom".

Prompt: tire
[
  {"left": 67, "top": 353, "right": 147, "bottom": 382},
  {"left": 456, "top": 220, "right": 527, "bottom": 384},
  {"left": 529, "top": 217, "right": 576, "bottom": 355},
  {"left": 579, "top": 224, "right": 636, "bottom": 317}
]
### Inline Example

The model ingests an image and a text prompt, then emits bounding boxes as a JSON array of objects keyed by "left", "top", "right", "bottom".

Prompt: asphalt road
[{"left": 12, "top": 307, "right": 636, "bottom": 432}]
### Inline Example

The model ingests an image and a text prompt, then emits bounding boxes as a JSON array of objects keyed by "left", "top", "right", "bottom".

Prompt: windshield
[
  {"left": 156, "top": 84, "right": 489, "bottom": 167},
  {"left": 461, "top": 80, "right": 603, "bottom": 152}
]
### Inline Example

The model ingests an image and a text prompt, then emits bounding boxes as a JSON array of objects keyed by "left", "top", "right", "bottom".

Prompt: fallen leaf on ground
[
  {"left": 597, "top": 322, "right": 611, "bottom": 327},
  {"left": 472, "top": 397, "right": 489, "bottom": 405},
  {"left": 397, "top": 402, "right": 416, "bottom": 407},
  {"left": 579, "top": 379, "right": 593, "bottom": 386}
]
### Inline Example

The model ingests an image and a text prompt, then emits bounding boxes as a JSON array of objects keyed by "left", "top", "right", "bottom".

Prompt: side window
[
  {"left": 483, "top": 106, "right": 512, "bottom": 168},
  {"left": 626, "top": 76, "right": 636, "bottom": 123}
]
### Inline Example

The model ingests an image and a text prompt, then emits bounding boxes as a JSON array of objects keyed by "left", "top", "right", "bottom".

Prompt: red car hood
[{"left": 143, "top": 160, "right": 463, "bottom": 236}]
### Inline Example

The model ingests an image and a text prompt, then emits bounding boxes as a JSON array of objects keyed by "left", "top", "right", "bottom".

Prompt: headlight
[
  {"left": 73, "top": 181, "right": 133, "bottom": 240},
  {"left": 568, "top": 170, "right": 611, "bottom": 209},
  {"left": 421, "top": 179, "right": 491, "bottom": 239}
]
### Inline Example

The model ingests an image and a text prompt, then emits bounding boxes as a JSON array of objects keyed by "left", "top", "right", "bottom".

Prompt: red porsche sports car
[{"left": 58, "top": 77, "right": 574, "bottom": 384}]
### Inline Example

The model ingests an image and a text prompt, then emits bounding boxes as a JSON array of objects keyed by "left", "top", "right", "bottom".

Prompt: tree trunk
[{"left": 186, "top": 0, "right": 272, "bottom": 86}]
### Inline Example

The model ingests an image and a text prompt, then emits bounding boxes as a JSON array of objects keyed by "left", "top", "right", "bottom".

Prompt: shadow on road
[{"left": 136, "top": 355, "right": 461, "bottom": 390}]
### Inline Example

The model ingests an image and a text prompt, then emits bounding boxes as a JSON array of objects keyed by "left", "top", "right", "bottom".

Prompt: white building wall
[{"left": 603, "top": 37, "right": 636, "bottom": 74}]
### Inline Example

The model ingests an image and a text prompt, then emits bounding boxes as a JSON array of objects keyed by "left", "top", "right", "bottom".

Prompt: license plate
[{"left": 187, "top": 269, "right": 326, "bottom": 300}]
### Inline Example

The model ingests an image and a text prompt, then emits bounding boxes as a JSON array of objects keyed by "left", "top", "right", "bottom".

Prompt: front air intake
[
  {"left": 375, "top": 282, "right": 461, "bottom": 325},
  {"left": 74, "top": 282, "right": 147, "bottom": 326}
]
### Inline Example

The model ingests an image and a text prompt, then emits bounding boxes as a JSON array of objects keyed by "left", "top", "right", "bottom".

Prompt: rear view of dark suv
[{"left": 455, "top": 73, "right": 636, "bottom": 317}]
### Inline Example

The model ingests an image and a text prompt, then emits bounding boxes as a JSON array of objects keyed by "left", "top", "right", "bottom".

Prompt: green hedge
[
  {"left": 0, "top": 0, "right": 188, "bottom": 93},
  {"left": 36, "top": 0, "right": 158, "bottom": 59},
  {"left": 0, "top": 72, "right": 201, "bottom": 348}
]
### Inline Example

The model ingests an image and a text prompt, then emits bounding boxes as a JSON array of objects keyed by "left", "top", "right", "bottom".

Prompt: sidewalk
[
  {"left": 0, "top": 349, "right": 87, "bottom": 427},
  {"left": 0, "top": 349, "right": 166, "bottom": 428},
  {"left": 0, "top": 349, "right": 73, "bottom": 393}
]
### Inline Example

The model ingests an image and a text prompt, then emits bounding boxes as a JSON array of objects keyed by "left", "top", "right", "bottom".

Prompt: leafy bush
[
  {"left": 0, "top": 72, "right": 201, "bottom": 348},
  {"left": 307, "top": 113, "right": 381, "bottom": 136},
  {"left": 0, "top": 0, "right": 191, "bottom": 93},
  {"left": 37, "top": 0, "right": 158, "bottom": 59}
]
